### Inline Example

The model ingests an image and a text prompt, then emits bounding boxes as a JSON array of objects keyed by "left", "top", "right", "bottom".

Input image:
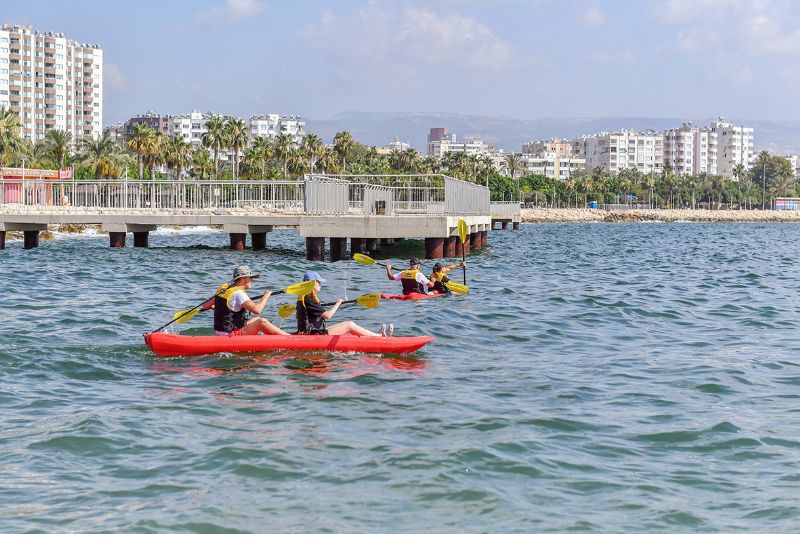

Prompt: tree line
[{"left": 1, "top": 106, "right": 797, "bottom": 208}]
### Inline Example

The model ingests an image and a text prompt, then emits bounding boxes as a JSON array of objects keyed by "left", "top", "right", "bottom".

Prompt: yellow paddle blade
[
  {"left": 458, "top": 219, "right": 468, "bottom": 244},
  {"left": 277, "top": 303, "right": 297, "bottom": 319},
  {"left": 173, "top": 306, "right": 202, "bottom": 324},
  {"left": 355, "top": 293, "right": 381, "bottom": 308},
  {"left": 445, "top": 281, "right": 469, "bottom": 295},
  {"left": 352, "top": 253, "right": 377, "bottom": 266},
  {"left": 284, "top": 279, "right": 316, "bottom": 296}
]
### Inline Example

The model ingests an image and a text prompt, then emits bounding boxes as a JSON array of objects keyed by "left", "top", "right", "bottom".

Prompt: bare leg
[
  {"left": 327, "top": 320, "right": 381, "bottom": 337},
  {"left": 241, "top": 317, "right": 290, "bottom": 336}
]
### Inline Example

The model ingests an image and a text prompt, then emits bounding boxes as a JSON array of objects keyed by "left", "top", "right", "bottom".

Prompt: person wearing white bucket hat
[{"left": 211, "top": 265, "right": 289, "bottom": 337}]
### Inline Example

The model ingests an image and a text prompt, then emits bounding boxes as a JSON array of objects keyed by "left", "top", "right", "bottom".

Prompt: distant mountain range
[{"left": 305, "top": 112, "right": 800, "bottom": 156}]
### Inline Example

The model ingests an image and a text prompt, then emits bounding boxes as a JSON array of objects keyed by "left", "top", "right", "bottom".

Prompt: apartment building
[
  {"left": 521, "top": 154, "right": 586, "bottom": 180},
  {"left": 428, "top": 137, "right": 492, "bottom": 158},
  {"left": 574, "top": 130, "right": 664, "bottom": 174},
  {"left": 0, "top": 24, "right": 103, "bottom": 142},
  {"left": 712, "top": 118, "right": 754, "bottom": 178},
  {"left": 249, "top": 114, "right": 305, "bottom": 144},
  {"left": 522, "top": 138, "right": 573, "bottom": 158}
]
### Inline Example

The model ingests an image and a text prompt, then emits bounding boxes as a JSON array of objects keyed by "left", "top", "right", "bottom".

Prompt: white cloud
[
  {"left": 654, "top": 0, "right": 750, "bottom": 24},
  {"left": 196, "top": 0, "right": 266, "bottom": 27},
  {"left": 588, "top": 50, "right": 635, "bottom": 64},
  {"left": 582, "top": 7, "right": 606, "bottom": 27}
]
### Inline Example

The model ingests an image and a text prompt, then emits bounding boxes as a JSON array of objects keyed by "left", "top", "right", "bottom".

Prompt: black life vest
[
  {"left": 213, "top": 286, "right": 248, "bottom": 333},
  {"left": 296, "top": 293, "right": 328, "bottom": 335},
  {"left": 401, "top": 269, "right": 425, "bottom": 295}
]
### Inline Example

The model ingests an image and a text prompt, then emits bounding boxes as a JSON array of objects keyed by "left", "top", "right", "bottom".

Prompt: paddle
[
  {"left": 354, "top": 252, "right": 469, "bottom": 294},
  {"left": 276, "top": 292, "right": 381, "bottom": 319},
  {"left": 458, "top": 219, "right": 468, "bottom": 285},
  {"left": 153, "top": 279, "right": 317, "bottom": 332}
]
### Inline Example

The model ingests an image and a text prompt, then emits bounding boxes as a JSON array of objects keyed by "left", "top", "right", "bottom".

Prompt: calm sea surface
[{"left": 2, "top": 223, "right": 800, "bottom": 532}]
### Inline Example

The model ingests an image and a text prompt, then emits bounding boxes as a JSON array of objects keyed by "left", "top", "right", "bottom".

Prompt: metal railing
[
  {"left": 490, "top": 201, "right": 522, "bottom": 217},
  {"left": 0, "top": 174, "right": 491, "bottom": 217}
]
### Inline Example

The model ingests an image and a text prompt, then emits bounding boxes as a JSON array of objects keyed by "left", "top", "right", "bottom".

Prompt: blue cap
[{"left": 303, "top": 271, "right": 326, "bottom": 283}]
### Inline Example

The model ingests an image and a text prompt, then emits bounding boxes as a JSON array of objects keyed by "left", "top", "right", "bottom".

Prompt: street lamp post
[
  {"left": 21, "top": 157, "right": 26, "bottom": 207},
  {"left": 762, "top": 162, "right": 766, "bottom": 210}
]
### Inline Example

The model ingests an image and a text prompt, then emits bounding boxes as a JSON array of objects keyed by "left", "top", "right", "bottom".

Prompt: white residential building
[
  {"left": 522, "top": 138, "right": 573, "bottom": 158},
  {"left": 386, "top": 137, "right": 410, "bottom": 152},
  {"left": 711, "top": 117, "right": 754, "bottom": 179},
  {"left": 0, "top": 24, "right": 103, "bottom": 142},
  {"left": 428, "top": 137, "right": 492, "bottom": 157},
  {"left": 521, "top": 154, "right": 586, "bottom": 180},
  {"left": 574, "top": 130, "right": 664, "bottom": 174},
  {"left": 662, "top": 123, "right": 718, "bottom": 176},
  {"left": 249, "top": 114, "right": 305, "bottom": 143}
]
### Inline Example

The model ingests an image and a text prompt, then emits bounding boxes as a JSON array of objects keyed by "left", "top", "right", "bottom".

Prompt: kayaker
[
  {"left": 429, "top": 260, "right": 466, "bottom": 294},
  {"left": 296, "top": 271, "right": 386, "bottom": 337},
  {"left": 385, "top": 258, "right": 435, "bottom": 295},
  {"left": 208, "top": 265, "right": 290, "bottom": 337}
]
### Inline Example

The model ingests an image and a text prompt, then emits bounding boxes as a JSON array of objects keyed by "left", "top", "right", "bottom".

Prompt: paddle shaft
[
  {"left": 152, "top": 287, "right": 288, "bottom": 333},
  {"left": 461, "top": 244, "right": 467, "bottom": 285}
]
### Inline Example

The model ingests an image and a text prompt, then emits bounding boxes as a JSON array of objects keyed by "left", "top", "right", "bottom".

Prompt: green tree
[
  {"left": 224, "top": 118, "right": 249, "bottom": 180},
  {"left": 300, "top": 133, "right": 325, "bottom": 173},
  {"left": 332, "top": 131, "right": 356, "bottom": 170},
  {"left": 80, "top": 137, "right": 131, "bottom": 178},
  {"left": 43, "top": 129, "right": 72, "bottom": 170},
  {"left": 126, "top": 123, "right": 158, "bottom": 180},
  {"left": 201, "top": 116, "right": 227, "bottom": 178}
]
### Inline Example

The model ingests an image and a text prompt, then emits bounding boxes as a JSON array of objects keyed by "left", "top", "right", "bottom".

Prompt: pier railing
[
  {"left": 0, "top": 174, "right": 490, "bottom": 217},
  {"left": 490, "top": 201, "right": 522, "bottom": 217}
]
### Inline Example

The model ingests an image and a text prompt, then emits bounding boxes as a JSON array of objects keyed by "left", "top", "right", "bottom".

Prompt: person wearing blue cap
[{"left": 296, "top": 271, "right": 386, "bottom": 337}]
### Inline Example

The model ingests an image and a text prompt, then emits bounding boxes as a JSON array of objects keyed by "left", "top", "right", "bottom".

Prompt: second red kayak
[
  {"left": 380, "top": 293, "right": 446, "bottom": 300},
  {"left": 145, "top": 332, "right": 434, "bottom": 357}
]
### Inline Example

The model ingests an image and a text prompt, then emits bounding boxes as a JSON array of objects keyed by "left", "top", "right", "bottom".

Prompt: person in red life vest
[
  {"left": 385, "top": 257, "right": 435, "bottom": 295},
  {"left": 205, "top": 265, "right": 290, "bottom": 337},
  {"left": 296, "top": 271, "right": 385, "bottom": 336},
  {"left": 429, "top": 260, "right": 466, "bottom": 294}
]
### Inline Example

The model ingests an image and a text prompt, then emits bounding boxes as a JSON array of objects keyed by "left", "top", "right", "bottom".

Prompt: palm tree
[
  {"left": 43, "top": 129, "right": 72, "bottom": 170},
  {"left": 164, "top": 135, "right": 192, "bottom": 180},
  {"left": 0, "top": 106, "right": 25, "bottom": 165},
  {"left": 300, "top": 133, "right": 324, "bottom": 173},
  {"left": 126, "top": 123, "right": 157, "bottom": 180},
  {"left": 224, "top": 118, "right": 249, "bottom": 180},
  {"left": 80, "top": 137, "right": 131, "bottom": 178},
  {"left": 190, "top": 147, "right": 214, "bottom": 179},
  {"left": 286, "top": 147, "right": 308, "bottom": 177},
  {"left": 732, "top": 163, "right": 746, "bottom": 209},
  {"left": 201, "top": 116, "right": 227, "bottom": 178},
  {"left": 317, "top": 147, "right": 339, "bottom": 174},
  {"left": 332, "top": 131, "right": 355, "bottom": 170},
  {"left": 273, "top": 133, "right": 294, "bottom": 179}
]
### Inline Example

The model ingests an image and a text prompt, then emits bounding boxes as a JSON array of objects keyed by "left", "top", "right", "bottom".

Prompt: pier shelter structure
[{"left": 0, "top": 174, "right": 521, "bottom": 260}]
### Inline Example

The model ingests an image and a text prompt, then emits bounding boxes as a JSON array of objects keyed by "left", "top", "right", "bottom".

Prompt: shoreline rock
[{"left": 521, "top": 208, "right": 800, "bottom": 223}]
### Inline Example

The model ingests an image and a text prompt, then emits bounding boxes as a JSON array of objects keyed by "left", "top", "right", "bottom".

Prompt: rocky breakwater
[{"left": 521, "top": 208, "right": 800, "bottom": 223}]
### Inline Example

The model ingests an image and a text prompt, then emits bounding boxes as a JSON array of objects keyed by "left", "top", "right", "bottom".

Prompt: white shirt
[
  {"left": 215, "top": 291, "right": 252, "bottom": 336},
  {"left": 392, "top": 271, "right": 430, "bottom": 285}
]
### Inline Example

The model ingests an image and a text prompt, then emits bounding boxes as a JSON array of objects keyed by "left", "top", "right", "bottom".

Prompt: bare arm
[
  {"left": 242, "top": 291, "right": 272, "bottom": 315},
  {"left": 321, "top": 299, "right": 343, "bottom": 320},
  {"left": 386, "top": 263, "right": 396, "bottom": 280}
]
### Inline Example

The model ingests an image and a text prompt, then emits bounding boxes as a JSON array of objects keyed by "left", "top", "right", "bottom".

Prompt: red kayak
[
  {"left": 145, "top": 332, "right": 435, "bottom": 357},
  {"left": 380, "top": 293, "right": 446, "bottom": 300}
]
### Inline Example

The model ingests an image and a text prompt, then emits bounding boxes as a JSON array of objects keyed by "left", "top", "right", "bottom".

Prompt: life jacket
[
  {"left": 213, "top": 284, "right": 248, "bottom": 333},
  {"left": 296, "top": 293, "right": 328, "bottom": 334},
  {"left": 430, "top": 270, "right": 451, "bottom": 293},
  {"left": 401, "top": 269, "right": 425, "bottom": 295}
]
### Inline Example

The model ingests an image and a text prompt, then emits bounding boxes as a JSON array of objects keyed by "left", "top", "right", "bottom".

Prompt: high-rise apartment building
[
  {"left": 249, "top": 114, "right": 305, "bottom": 143},
  {"left": 711, "top": 118, "right": 754, "bottom": 178},
  {"left": 0, "top": 24, "right": 103, "bottom": 142},
  {"left": 574, "top": 130, "right": 664, "bottom": 174},
  {"left": 522, "top": 138, "right": 573, "bottom": 158},
  {"left": 428, "top": 137, "right": 492, "bottom": 158}
]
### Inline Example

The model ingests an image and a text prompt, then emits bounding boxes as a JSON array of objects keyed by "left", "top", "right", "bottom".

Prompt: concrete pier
[
  {"left": 133, "top": 231, "right": 149, "bottom": 248},
  {"left": 229, "top": 233, "right": 246, "bottom": 251},
  {"left": 109, "top": 232, "right": 126, "bottom": 248},
  {"left": 444, "top": 236, "right": 457, "bottom": 258},
  {"left": 306, "top": 237, "right": 325, "bottom": 261},
  {"left": 470, "top": 232, "right": 482, "bottom": 250},
  {"left": 456, "top": 238, "right": 469, "bottom": 256},
  {"left": 330, "top": 237, "right": 348, "bottom": 262},
  {"left": 251, "top": 232, "right": 267, "bottom": 251},
  {"left": 24, "top": 230, "right": 40, "bottom": 249},
  {"left": 0, "top": 231, "right": 5, "bottom": 250},
  {"left": 425, "top": 237, "right": 444, "bottom": 259},
  {"left": 350, "top": 237, "right": 367, "bottom": 256}
]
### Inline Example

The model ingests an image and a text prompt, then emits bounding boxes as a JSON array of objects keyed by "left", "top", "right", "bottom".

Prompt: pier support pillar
[
  {"left": 133, "top": 232, "right": 149, "bottom": 248},
  {"left": 367, "top": 238, "right": 379, "bottom": 251},
  {"left": 470, "top": 232, "right": 482, "bottom": 250},
  {"left": 330, "top": 237, "right": 348, "bottom": 262},
  {"left": 350, "top": 238, "right": 367, "bottom": 256},
  {"left": 481, "top": 230, "right": 488, "bottom": 247},
  {"left": 0, "top": 231, "right": 5, "bottom": 250},
  {"left": 456, "top": 238, "right": 469, "bottom": 256},
  {"left": 229, "top": 233, "right": 246, "bottom": 251},
  {"left": 381, "top": 238, "right": 395, "bottom": 247},
  {"left": 251, "top": 232, "right": 267, "bottom": 251},
  {"left": 425, "top": 237, "right": 444, "bottom": 259},
  {"left": 513, "top": 222, "right": 520, "bottom": 230},
  {"left": 306, "top": 237, "right": 325, "bottom": 261},
  {"left": 502, "top": 221, "right": 509, "bottom": 230},
  {"left": 444, "top": 236, "right": 457, "bottom": 258},
  {"left": 109, "top": 232, "right": 125, "bottom": 248}
]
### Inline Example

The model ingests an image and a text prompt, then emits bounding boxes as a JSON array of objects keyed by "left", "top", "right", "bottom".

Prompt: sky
[{"left": 4, "top": 0, "right": 800, "bottom": 124}]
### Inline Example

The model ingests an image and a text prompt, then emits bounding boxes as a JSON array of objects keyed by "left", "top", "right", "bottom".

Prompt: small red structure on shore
[{"left": 1, "top": 167, "right": 73, "bottom": 204}]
